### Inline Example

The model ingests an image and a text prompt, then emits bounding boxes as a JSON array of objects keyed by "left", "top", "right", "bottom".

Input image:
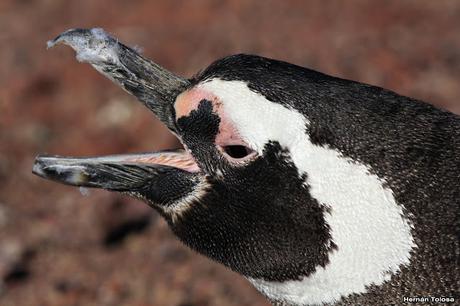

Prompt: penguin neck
[{"left": 248, "top": 138, "right": 416, "bottom": 305}]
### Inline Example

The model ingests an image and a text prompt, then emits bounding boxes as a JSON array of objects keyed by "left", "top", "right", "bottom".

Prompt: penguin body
[{"left": 34, "top": 29, "right": 459, "bottom": 306}]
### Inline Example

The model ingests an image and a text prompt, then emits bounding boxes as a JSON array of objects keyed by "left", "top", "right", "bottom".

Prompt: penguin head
[
  {"left": 163, "top": 56, "right": 415, "bottom": 301},
  {"left": 163, "top": 60, "right": 335, "bottom": 281},
  {"left": 33, "top": 51, "right": 333, "bottom": 282}
]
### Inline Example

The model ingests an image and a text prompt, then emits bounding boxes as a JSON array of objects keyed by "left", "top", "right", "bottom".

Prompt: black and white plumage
[{"left": 33, "top": 28, "right": 459, "bottom": 306}]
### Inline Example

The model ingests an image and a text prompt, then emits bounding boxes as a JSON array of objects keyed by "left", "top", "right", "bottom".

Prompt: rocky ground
[{"left": 1, "top": 1, "right": 459, "bottom": 305}]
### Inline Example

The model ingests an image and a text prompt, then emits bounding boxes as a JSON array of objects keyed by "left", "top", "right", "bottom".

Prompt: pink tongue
[{"left": 126, "top": 151, "right": 200, "bottom": 173}]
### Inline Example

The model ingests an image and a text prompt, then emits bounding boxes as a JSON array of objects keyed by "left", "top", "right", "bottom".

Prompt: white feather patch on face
[
  {"left": 161, "top": 175, "right": 210, "bottom": 223},
  {"left": 199, "top": 79, "right": 416, "bottom": 305}
]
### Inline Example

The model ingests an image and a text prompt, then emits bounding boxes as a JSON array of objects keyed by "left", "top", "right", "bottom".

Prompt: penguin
[{"left": 33, "top": 28, "right": 459, "bottom": 306}]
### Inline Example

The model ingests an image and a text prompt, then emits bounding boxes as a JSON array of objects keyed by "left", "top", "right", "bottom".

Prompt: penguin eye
[{"left": 221, "top": 145, "right": 256, "bottom": 160}]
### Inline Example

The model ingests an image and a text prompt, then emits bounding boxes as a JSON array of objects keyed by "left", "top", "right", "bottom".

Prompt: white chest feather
[{"left": 200, "top": 79, "right": 416, "bottom": 305}]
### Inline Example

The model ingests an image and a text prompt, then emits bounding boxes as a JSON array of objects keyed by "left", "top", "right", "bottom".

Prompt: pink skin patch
[
  {"left": 175, "top": 88, "right": 245, "bottom": 146},
  {"left": 175, "top": 87, "right": 257, "bottom": 164}
]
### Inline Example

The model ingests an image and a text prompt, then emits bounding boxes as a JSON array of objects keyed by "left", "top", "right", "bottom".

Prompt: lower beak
[{"left": 32, "top": 150, "right": 199, "bottom": 191}]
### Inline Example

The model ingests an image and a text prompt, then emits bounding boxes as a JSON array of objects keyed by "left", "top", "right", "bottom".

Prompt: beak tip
[
  {"left": 32, "top": 155, "right": 47, "bottom": 177},
  {"left": 46, "top": 28, "right": 119, "bottom": 65},
  {"left": 31, "top": 155, "right": 89, "bottom": 186},
  {"left": 46, "top": 39, "right": 56, "bottom": 49},
  {"left": 46, "top": 28, "right": 78, "bottom": 49}
]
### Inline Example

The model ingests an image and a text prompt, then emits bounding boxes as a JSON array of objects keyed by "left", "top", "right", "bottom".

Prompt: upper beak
[{"left": 47, "top": 28, "right": 190, "bottom": 131}]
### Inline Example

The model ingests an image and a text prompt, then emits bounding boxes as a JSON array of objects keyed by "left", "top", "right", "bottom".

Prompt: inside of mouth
[{"left": 125, "top": 150, "right": 200, "bottom": 173}]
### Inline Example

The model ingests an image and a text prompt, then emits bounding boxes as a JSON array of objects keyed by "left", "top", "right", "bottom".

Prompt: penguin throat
[{"left": 248, "top": 141, "right": 416, "bottom": 304}]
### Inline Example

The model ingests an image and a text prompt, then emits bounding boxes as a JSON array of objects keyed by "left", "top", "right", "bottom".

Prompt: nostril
[{"left": 222, "top": 145, "right": 253, "bottom": 159}]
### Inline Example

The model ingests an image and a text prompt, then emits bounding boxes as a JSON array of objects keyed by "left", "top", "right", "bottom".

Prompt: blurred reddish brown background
[{"left": 1, "top": 1, "right": 459, "bottom": 306}]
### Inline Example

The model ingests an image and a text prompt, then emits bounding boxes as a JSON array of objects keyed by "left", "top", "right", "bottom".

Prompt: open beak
[{"left": 33, "top": 28, "right": 198, "bottom": 191}]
